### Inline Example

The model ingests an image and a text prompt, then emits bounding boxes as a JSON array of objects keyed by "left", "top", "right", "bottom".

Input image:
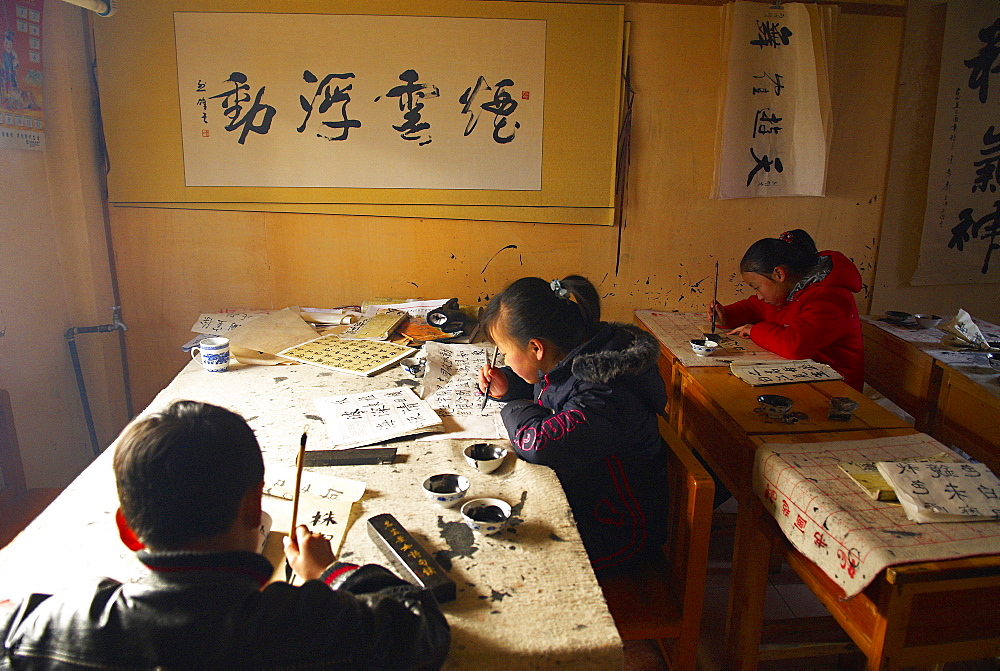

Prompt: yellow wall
[
  {"left": 0, "top": 4, "right": 127, "bottom": 487},
  {"left": 108, "top": 2, "right": 905, "bottom": 410}
]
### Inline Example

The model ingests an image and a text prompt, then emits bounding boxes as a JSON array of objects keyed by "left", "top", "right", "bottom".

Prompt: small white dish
[
  {"left": 460, "top": 497, "right": 511, "bottom": 535},
  {"left": 690, "top": 339, "right": 720, "bottom": 357},
  {"left": 463, "top": 443, "right": 508, "bottom": 474},
  {"left": 422, "top": 473, "right": 470, "bottom": 508},
  {"left": 914, "top": 314, "right": 943, "bottom": 330}
]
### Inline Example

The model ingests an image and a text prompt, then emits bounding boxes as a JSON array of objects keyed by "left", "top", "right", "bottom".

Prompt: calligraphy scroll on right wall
[
  {"left": 713, "top": 1, "right": 836, "bottom": 199},
  {"left": 912, "top": 0, "right": 1000, "bottom": 286}
]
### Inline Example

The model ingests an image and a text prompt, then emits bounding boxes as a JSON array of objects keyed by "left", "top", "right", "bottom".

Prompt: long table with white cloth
[{"left": 0, "top": 359, "right": 622, "bottom": 669}]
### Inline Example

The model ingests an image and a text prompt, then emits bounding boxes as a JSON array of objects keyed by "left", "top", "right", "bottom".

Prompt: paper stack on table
[
  {"left": 729, "top": 359, "right": 842, "bottom": 386},
  {"left": 315, "top": 387, "right": 445, "bottom": 449},
  {"left": 876, "top": 461, "right": 1000, "bottom": 523}
]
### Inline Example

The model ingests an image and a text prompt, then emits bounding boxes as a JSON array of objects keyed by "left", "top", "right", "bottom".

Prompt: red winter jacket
[{"left": 721, "top": 251, "right": 865, "bottom": 390}]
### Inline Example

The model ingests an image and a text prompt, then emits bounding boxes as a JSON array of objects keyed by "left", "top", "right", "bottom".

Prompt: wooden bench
[
  {"left": 0, "top": 390, "right": 61, "bottom": 548},
  {"left": 598, "top": 416, "right": 715, "bottom": 670}
]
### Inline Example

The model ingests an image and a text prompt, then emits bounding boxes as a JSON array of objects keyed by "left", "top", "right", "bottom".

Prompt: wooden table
[
  {"left": 0, "top": 360, "right": 622, "bottom": 669},
  {"left": 636, "top": 311, "right": 1000, "bottom": 669},
  {"left": 749, "top": 432, "right": 1000, "bottom": 669},
  {"left": 862, "top": 316, "right": 1000, "bottom": 474}
]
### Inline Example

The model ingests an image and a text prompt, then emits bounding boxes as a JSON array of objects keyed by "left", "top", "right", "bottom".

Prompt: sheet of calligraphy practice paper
[
  {"left": 277, "top": 334, "right": 415, "bottom": 376},
  {"left": 262, "top": 466, "right": 367, "bottom": 558},
  {"left": 418, "top": 342, "right": 507, "bottom": 440},
  {"left": 753, "top": 434, "right": 1000, "bottom": 598},
  {"left": 314, "top": 387, "right": 444, "bottom": 450},
  {"left": 875, "top": 461, "right": 1000, "bottom": 523},
  {"left": 226, "top": 307, "right": 321, "bottom": 356},
  {"left": 729, "top": 359, "right": 842, "bottom": 386},
  {"left": 190, "top": 310, "right": 272, "bottom": 335},
  {"left": 635, "top": 310, "right": 786, "bottom": 367}
]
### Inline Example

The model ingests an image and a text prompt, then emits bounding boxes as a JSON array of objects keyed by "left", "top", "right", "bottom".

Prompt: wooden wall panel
[{"left": 110, "top": 3, "right": 906, "bottom": 412}]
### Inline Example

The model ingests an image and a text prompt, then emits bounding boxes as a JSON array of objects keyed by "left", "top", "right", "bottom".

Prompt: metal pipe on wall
[
  {"left": 56, "top": 0, "right": 116, "bottom": 18},
  {"left": 65, "top": 307, "right": 128, "bottom": 458}
]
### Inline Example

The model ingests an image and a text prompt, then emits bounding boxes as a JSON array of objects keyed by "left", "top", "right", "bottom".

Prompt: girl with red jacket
[{"left": 709, "top": 229, "right": 865, "bottom": 390}]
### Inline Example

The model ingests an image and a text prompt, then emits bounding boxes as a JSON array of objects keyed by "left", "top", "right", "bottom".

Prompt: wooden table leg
[{"left": 724, "top": 496, "right": 774, "bottom": 670}]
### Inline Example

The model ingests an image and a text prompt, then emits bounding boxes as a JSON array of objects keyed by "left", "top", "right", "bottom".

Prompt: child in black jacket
[
  {"left": 2, "top": 401, "right": 450, "bottom": 669},
  {"left": 478, "top": 275, "right": 669, "bottom": 575}
]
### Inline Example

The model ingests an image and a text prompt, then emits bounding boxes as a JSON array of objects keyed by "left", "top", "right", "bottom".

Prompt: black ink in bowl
[
  {"left": 469, "top": 505, "right": 507, "bottom": 523},
  {"left": 427, "top": 474, "right": 464, "bottom": 494}
]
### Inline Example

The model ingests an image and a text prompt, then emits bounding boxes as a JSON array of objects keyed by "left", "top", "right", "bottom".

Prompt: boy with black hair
[{"left": 1, "top": 400, "right": 450, "bottom": 669}]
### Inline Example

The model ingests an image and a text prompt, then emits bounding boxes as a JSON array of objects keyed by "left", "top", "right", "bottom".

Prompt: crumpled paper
[{"left": 940, "top": 309, "right": 999, "bottom": 351}]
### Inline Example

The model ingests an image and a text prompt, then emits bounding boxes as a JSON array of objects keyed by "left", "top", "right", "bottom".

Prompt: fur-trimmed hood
[
  {"left": 570, "top": 323, "right": 661, "bottom": 384},
  {"left": 539, "top": 322, "right": 667, "bottom": 417}
]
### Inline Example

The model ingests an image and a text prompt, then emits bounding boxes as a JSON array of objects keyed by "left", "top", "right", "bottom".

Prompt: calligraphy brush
[
  {"left": 481, "top": 348, "right": 500, "bottom": 411},
  {"left": 285, "top": 426, "right": 308, "bottom": 583},
  {"left": 711, "top": 260, "right": 719, "bottom": 335}
]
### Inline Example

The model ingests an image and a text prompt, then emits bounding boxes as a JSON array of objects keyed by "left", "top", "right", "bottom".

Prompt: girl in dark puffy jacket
[
  {"left": 709, "top": 229, "right": 865, "bottom": 390},
  {"left": 478, "top": 275, "right": 669, "bottom": 575}
]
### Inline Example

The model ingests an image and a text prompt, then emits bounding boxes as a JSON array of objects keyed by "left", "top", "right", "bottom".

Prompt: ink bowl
[
  {"left": 460, "top": 498, "right": 512, "bottom": 536},
  {"left": 987, "top": 352, "right": 1000, "bottom": 373},
  {"left": 689, "top": 339, "right": 720, "bottom": 357},
  {"left": 828, "top": 396, "right": 860, "bottom": 421},
  {"left": 399, "top": 357, "right": 425, "bottom": 377},
  {"left": 463, "top": 443, "right": 508, "bottom": 474},
  {"left": 884, "top": 310, "right": 912, "bottom": 324},
  {"left": 757, "top": 394, "right": 794, "bottom": 420},
  {"left": 421, "top": 473, "right": 470, "bottom": 508},
  {"left": 914, "top": 313, "right": 943, "bottom": 330}
]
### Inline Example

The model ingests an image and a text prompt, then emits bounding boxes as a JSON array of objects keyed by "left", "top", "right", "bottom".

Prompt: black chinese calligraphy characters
[
  {"left": 752, "top": 108, "right": 783, "bottom": 138},
  {"left": 752, "top": 71, "right": 784, "bottom": 96},
  {"left": 949, "top": 199, "right": 1000, "bottom": 274},
  {"left": 209, "top": 72, "right": 276, "bottom": 145},
  {"left": 750, "top": 20, "right": 793, "bottom": 49},
  {"left": 297, "top": 70, "right": 361, "bottom": 141},
  {"left": 460, "top": 76, "right": 521, "bottom": 144},
  {"left": 746, "top": 147, "right": 783, "bottom": 187},
  {"left": 973, "top": 125, "right": 1000, "bottom": 194},
  {"left": 376, "top": 69, "right": 440, "bottom": 146},
  {"left": 964, "top": 17, "right": 1000, "bottom": 104}
]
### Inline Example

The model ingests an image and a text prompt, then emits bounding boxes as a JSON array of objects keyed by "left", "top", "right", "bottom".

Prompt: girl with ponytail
[{"left": 478, "top": 275, "right": 669, "bottom": 576}]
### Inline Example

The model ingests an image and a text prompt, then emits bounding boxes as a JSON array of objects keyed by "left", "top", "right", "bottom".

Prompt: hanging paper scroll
[
  {"left": 174, "top": 12, "right": 544, "bottom": 191},
  {"left": 1, "top": 0, "right": 44, "bottom": 151},
  {"left": 714, "top": 1, "right": 834, "bottom": 199},
  {"left": 912, "top": 1, "right": 1000, "bottom": 285}
]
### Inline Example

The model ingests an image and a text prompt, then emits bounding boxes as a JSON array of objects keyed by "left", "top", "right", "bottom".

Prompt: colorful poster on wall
[
  {"left": 912, "top": 1, "right": 1000, "bottom": 285},
  {"left": 174, "top": 12, "right": 544, "bottom": 190},
  {"left": 0, "top": 0, "right": 44, "bottom": 151},
  {"left": 713, "top": 1, "right": 833, "bottom": 199}
]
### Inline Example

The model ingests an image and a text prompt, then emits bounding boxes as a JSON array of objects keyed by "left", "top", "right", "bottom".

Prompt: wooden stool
[
  {"left": 598, "top": 417, "right": 715, "bottom": 670},
  {"left": 0, "top": 390, "right": 61, "bottom": 548}
]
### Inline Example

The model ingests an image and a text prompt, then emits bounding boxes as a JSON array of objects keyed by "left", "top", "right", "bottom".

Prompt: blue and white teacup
[{"left": 191, "top": 337, "right": 230, "bottom": 372}]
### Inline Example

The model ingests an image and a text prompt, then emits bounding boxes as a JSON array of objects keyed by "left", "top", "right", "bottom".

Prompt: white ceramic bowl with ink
[
  {"left": 689, "top": 339, "right": 720, "bottom": 357},
  {"left": 757, "top": 394, "right": 794, "bottom": 419},
  {"left": 460, "top": 498, "right": 512, "bottom": 535},
  {"left": 463, "top": 443, "right": 508, "bottom": 474},
  {"left": 914, "top": 313, "right": 943, "bottom": 329},
  {"left": 421, "top": 474, "right": 470, "bottom": 508}
]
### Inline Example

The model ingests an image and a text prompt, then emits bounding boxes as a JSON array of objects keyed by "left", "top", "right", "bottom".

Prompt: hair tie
[
  {"left": 550, "top": 279, "right": 569, "bottom": 299},
  {"left": 779, "top": 231, "right": 795, "bottom": 244}
]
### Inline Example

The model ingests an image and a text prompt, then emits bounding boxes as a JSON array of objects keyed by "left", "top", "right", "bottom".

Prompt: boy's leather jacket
[{"left": 1, "top": 550, "right": 450, "bottom": 669}]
